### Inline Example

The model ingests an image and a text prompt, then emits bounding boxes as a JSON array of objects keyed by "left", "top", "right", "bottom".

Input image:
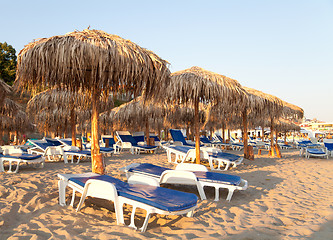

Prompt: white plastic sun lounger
[
  {"left": 122, "top": 163, "right": 248, "bottom": 202},
  {"left": 115, "top": 131, "right": 158, "bottom": 154},
  {"left": 163, "top": 145, "right": 244, "bottom": 170},
  {"left": 304, "top": 147, "right": 328, "bottom": 159},
  {"left": 57, "top": 173, "right": 197, "bottom": 232},
  {"left": 0, "top": 148, "right": 45, "bottom": 173}
]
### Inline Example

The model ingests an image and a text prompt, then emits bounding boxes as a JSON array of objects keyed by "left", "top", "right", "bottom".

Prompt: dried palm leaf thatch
[
  {"left": 276, "top": 118, "right": 300, "bottom": 132},
  {"left": 15, "top": 28, "right": 171, "bottom": 174},
  {"left": 0, "top": 98, "right": 20, "bottom": 117},
  {"left": 15, "top": 28, "right": 170, "bottom": 98},
  {"left": 164, "top": 104, "right": 207, "bottom": 128},
  {"left": 167, "top": 66, "right": 247, "bottom": 107},
  {"left": 10, "top": 110, "right": 34, "bottom": 132},
  {"left": 243, "top": 87, "right": 283, "bottom": 118},
  {"left": 26, "top": 88, "right": 113, "bottom": 115},
  {"left": 281, "top": 100, "right": 304, "bottom": 120},
  {"left": 109, "top": 96, "right": 164, "bottom": 125},
  {"left": 0, "top": 79, "right": 12, "bottom": 105}
]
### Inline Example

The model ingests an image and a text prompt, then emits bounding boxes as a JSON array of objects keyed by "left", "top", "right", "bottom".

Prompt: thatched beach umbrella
[
  {"left": 107, "top": 96, "right": 165, "bottom": 141},
  {"left": 27, "top": 88, "right": 113, "bottom": 146},
  {"left": 241, "top": 87, "right": 283, "bottom": 158},
  {"left": 15, "top": 29, "right": 170, "bottom": 174},
  {"left": 165, "top": 66, "right": 247, "bottom": 164}
]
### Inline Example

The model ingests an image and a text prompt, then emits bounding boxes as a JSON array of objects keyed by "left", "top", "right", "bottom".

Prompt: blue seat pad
[
  {"left": 99, "top": 147, "right": 114, "bottom": 152},
  {"left": 169, "top": 146, "right": 194, "bottom": 153},
  {"left": 133, "top": 144, "right": 157, "bottom": 149},
  {"left": 129, "top": 163, "right": 242, "bottom": 186},
  {"left": 307, "top": 149, "right": 326, "bottom": 154},
  {"left": 209, "top": 152, "right": 240, "bottom": 161},
  {"left": 65, "top": 150, "right": 92, "bottom": 156},
  {"left": 324, "top": 143, "right": 333, "bottom": 151},
  {"left": 69, "top": 175, "right": 198, "bottom": 212},
  {"left": 45, "top": 138, "right": 63, "bottom": 146},
  {"left": 200, "top": 136, "right": 212, "bottom": 144},
  {"left": 0, "top": 153, "right": 42, "bottom": 160},
  {"left": 60, "top": 139, "right": 73, "bottom": 146}
]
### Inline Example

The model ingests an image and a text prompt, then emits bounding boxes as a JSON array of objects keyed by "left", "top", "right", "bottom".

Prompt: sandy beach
[{"left": 0, "top": 149, "right": 332, "bottom": 240}]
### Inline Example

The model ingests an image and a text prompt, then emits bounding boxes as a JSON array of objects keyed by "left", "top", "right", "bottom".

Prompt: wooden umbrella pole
[
  {"left": 275, "top": 129, "right": 282, "bottom": 158},
  {"left": 242, "top": 111, "right": 248, "bottom": 159},
  {"left": 270, "top": 118, "right": 275, "bottom": 157},
  {"left": 145, "top": 118, "right": 150, "bottom": 145},
  {"left": 194, "top": 98, "right": 200, "bottom": 164},
  {"left": 91, "top": 88, "right": 104, "bottom": 174},
  {"left": 70, "top": 107, "right": 76, "bottom": 146},
  {"left": 222, "top": 122, "right": 225, "bottom": 142}
]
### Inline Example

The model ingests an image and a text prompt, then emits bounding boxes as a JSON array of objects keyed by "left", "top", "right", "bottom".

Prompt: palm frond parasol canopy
[
  {"left": 165, "top": 66, "right": 248, "bottom": 164},
  {"left": 15, "top": 29, "right": 171, "bottom": 174}
]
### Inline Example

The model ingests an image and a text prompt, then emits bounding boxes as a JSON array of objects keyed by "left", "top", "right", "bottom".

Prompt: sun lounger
[
  {"left": 57, "top": 172, "right": 197, "bottom": 232},
  {"left": 169, "top": 129, "right": 196, "bottom": 147},
  {"left": 163, "top": 145, "right": 243, "bottom": 170},
  {"left": 122, "top": 163, "right": 248, "bottom": 202},
  {"left": 213, "top": 134, "right": 231, "bottom": 148},
  {"left": 200, "top": 136, "right": 227, "bottom": 148},
  {"left": 324, "top": 142, "right": 333, "bottom": 157},
  {"left": 57, "top": 138, "right": 115, "bottom": 156},
  {"left": 115, "top": 131, "right": 158, "bottom": 154},
  {"left": 0, "top": 148, "right": 44, "bottom": 173},
  {"left": 304, "top": 147, "right": 328, "bottom": 159},
  {"left": 28, "top": 139, "right": 66, "bottom": 161}
]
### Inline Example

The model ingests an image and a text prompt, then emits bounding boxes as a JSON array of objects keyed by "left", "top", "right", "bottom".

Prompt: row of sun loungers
[{"left": 58, "top": 162, "right": 248, "bottom": 232}]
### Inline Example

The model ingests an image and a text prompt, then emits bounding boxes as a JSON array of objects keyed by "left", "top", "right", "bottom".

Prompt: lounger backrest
[
  {"left": 324, "top": 142, "right": 333, "bottom": 150},
  {"left": 28, "top": 139, "right": 51, "bottom": 151},
  {"left": 58, "top": 138, "right": 73, "bottom": 146},
  {"left": 116, "top": 131, "right": 138, "bottom": 145},
  {"left": 44, "top": 138, "right": 63, "bottom": 146},
  {"left": 215, "top": 134, "right": 224, "bottom": 143},
  {"left": 169, "top": 129, "right": 187, "bottom": 145},
  {"left": 101, "top": 135, "right": 116, "bottom": 145},
  {"left": 200, "top": 136, "right": 211, "bottom": 144},
  {"left": 160, "top": 170, "right": 198, "bottom": 185}
]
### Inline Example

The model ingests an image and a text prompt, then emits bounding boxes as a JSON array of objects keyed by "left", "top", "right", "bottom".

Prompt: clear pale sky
[{"left": 2, "top": 0, "right": 332, "bottom": 121}]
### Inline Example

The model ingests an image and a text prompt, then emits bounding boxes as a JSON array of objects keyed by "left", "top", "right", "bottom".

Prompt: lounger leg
[
  {"left": 116, "top": 201, "right": 125, "bottom": 225},
  {"left": 76, "top": 189, "right": 87, "bottom": 212},
  {"left": 128, "top": 206, "right": 138, "bottom": 230},
  {"left": 8, "top": 160, "right": 13, "bottom": 172},
  {"left": 14, "top": 162, "right": 20, "bottom": 173},
  {"left": 186, "top": 210, "right": 194, "bottom": 217},
  {"left": 208, "top": 158, "right": 214, "bottom": 170},
  {"left": 197, "top": 183, "right": 207, "bottom": 200},
  {"left": 226, "top": 189, "right": 234, "bottom": 202},
  {"left": 70, "top": 190, "right": 77, "bottom": 207},
  {"left": 58, "top": 180, "right": 68, "bottom": 206},
  {"left": 224, "top": 163, "right": 230, "bottom": 171},
  {"left": 139, "top": 210, "right": 152, "bottom": 232},
  {"left": 0, "top": 160, "right": 4, "bottom": 172},
  {"left": 214, "top": 187, "right": 220, "bottom": 201}
]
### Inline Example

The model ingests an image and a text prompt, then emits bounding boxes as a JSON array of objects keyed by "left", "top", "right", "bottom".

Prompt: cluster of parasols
[{"left": 0, "top": 28, "right": 303, "bottom": 174}]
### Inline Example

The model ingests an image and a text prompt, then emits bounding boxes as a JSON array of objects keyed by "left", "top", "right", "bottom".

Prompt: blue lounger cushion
[
  {"left": 128, "top": 163, "right": 242, "bottom": 186},
  {"left": 169, "top": 145, "right": 194, "bottom": 152},
  {"left": 119, "top": 134, "right": 156, "bottom": 149},
  {"left": 0, "top": 153, "right": 42, "bottom": 160},
  {"left": 69, "top": 175, "right": 198, "bottom": 212},
  {"left": 307, "top": 149, "right": 326, "bottom": 155},
  {"left": 64, "top": 150, "right": 92, "bottom": 156},
  {"left": 209, "top": 152, "right": 241, "bottom": 162}
]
